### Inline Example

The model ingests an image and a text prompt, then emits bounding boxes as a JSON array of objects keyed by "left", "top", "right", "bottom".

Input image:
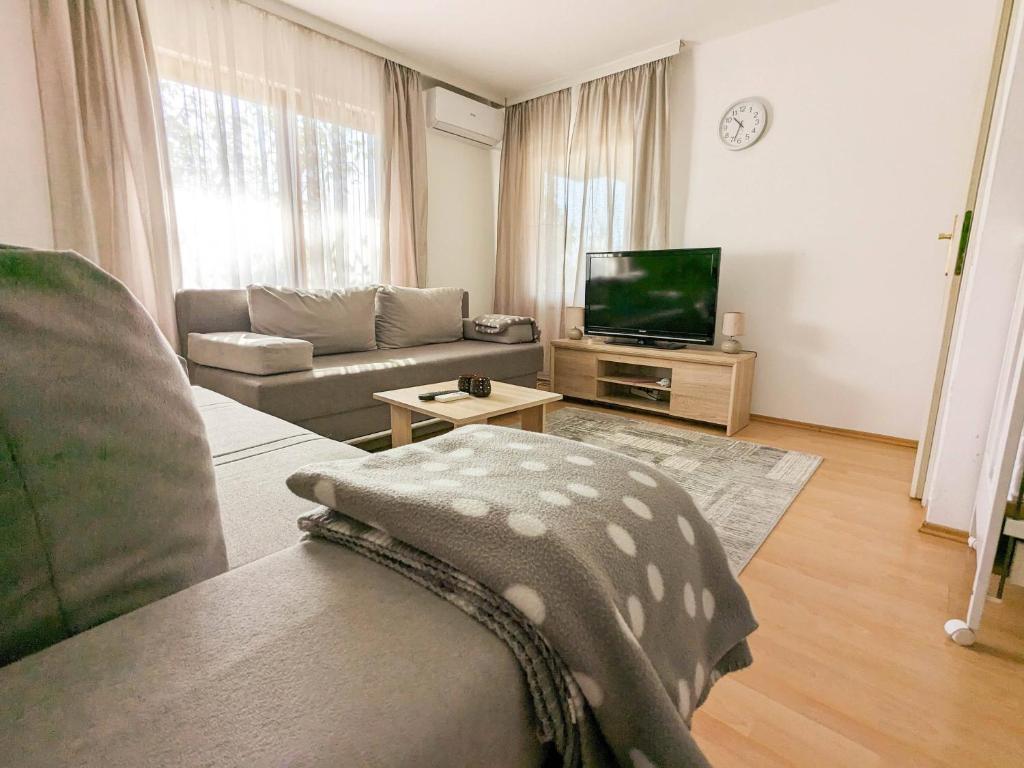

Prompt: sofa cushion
[
  {"left": 248, "top": 284, "right": 378, "bottom": 355},
  {"left": 0, "top": 246, "right": 227, "bottom": 666},
  {"left": 192, "top": 339, "right": 545, "bottom": 423},
  {"left": 188, "top": 331, "right": 313, "bottom": 376},
  {"left": 0, "top": 540, "right": 543, "bottom": 768},
  {"left": 190, "top": 387, "right": 364, "bottom": 568},
  {"left": 375, "top": 286, "right": 464, "bottom": 349}
]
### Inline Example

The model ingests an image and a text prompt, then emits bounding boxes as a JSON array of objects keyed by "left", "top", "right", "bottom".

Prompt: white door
[
  {"left": 912, "top": 0, "right": 1017, "bottom": 499},
  {"left": 937, "top": 0, "right": 1024, "bottom": 643}
]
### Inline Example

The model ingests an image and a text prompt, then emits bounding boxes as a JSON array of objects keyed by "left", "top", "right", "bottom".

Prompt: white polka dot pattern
[
  {"left": 629, "top": 470, "right": 658, "bottom": 488},
  {"left": 629, "top": 748, "right": 657, "bottom": 768},
  {"left": 623, "top": 495, "right": 652, "bottom": 520},
  {"left": 606, "top": 523, "right": 636, "bottom": 556},
  {"left": 572, "top": 671, "right": 604, "bottom": 708},
  {"left": 539, "top": 490, "right": 571, "bottom": 507},
  {"left": 683, "top": 582, "right": 696, "bottom": 618},
  {"left": 503, "top": 584, "right": 545, "bottom": 624},
  {"left": 312, "top": 478, "right": 336, "bottom": 507},
  {"left": 678, "top": 678, "right": 691, "bottom": 720},
  {"left": 388, "top": 482, "right": 426, "bottom": 494},
  {"left": 647, "top": 563, "right": 664, "bottom": 602},
  {"left": 565, "top": 454, "right": 594, "bottom": 466},
  {"left": 702, "top": 588, "right": 716, "bottom": 621},
  {"left": 677, "top": 515, "right": 695, "bottom": 545},
  {"left": 627, "top": 595, "right": 645, "bottom": 638},
  {"left": 451, "top": 498, "right": 489, "bottom": 517},
  {"left": 507, "top": 512, "right": 546, "bottom": 537},
  {"left": 288, "top": 422, "right": 756, "bottom": 767},
  {"left": 694, "top": 661, "right": 706, "bottom": 697}
]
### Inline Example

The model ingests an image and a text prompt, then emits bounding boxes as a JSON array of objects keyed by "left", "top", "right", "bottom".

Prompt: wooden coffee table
[{"left": 373, "top": 380, "right": 562, "bottom": 448}]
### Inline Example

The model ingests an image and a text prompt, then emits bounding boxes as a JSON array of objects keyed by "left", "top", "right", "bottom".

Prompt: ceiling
[{"left": 280, "top": 0, "right": 838, "bottom": 101}]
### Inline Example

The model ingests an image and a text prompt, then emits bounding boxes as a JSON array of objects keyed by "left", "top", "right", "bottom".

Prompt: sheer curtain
[
  {"left": 146, "top": 0, "right": 416, "bottom": 290},
  {"left": 31, "top": 0, "right": 182, "bottom": 344},
  {"left": 494, "top": 90, "right": 572, "bottom": 373},
  {"left": 563, "top": 59, "right": 670, "bottom": 304}
]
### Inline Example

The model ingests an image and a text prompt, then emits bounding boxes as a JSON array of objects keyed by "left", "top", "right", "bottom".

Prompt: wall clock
[{"left": 718, "top": 97, "right": 769, "bottom": 151}]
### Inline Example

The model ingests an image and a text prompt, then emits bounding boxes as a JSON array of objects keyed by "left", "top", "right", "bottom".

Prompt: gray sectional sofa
[
  {"left": 1, "top": 387, "right": 545, "bottom": 768},
  {"left": 0, "top": 246, "right": 544, "bottom": 766},
  {"left": 176, "top": 288, "right": 544, "bottom": 440}
]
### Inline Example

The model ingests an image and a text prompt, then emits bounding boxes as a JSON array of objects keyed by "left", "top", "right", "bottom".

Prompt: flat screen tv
[{"left": 585, "top": 248, "right": 721, "bottom": 346}]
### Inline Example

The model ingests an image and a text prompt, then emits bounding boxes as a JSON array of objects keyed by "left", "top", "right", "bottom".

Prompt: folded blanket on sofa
[
  {"left": 289, "top": 425, "right": 757, "bottom": 768},
  {"left": 474, "top": 313, "right": 541, "bottom": 341}
]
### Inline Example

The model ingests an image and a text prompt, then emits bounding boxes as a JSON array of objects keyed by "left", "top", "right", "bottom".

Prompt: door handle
[{"left": 941, "top": 214, "right": 960, "bottom": 276}]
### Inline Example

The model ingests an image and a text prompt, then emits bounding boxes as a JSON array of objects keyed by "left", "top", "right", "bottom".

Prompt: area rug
[{"left": 545, "top": 408, "right": 822, "bottom": 573}]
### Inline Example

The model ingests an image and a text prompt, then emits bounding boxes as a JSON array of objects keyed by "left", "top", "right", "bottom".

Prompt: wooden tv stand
[{"left": 550, "top": 339, "right": 755, "bottom": 435}]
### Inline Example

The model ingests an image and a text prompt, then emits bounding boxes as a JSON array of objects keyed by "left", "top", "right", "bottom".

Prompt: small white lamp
[
  {"left": 565, "top": 306, "right": 586, "bottom": 340},
  {"left": 721, "top": 312, "right": 745, "bottom": 353}
]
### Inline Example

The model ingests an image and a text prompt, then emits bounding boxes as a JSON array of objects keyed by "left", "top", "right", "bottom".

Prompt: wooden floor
[{"left": 541, "top": 400, "right": 1024, "bottom": 767}]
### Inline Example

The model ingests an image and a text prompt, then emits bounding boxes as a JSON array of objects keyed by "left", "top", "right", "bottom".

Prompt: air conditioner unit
[{"left": 425, "top": 87, "right": 503, "bottom": 148}]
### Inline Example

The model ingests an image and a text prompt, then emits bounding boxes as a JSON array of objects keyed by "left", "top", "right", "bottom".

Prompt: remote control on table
[
  {"left": 418, "top": 389, "right": 460, "bottom": 401},
  {"left": 435, "top": 391, "right": 471, "bottom": 402}
]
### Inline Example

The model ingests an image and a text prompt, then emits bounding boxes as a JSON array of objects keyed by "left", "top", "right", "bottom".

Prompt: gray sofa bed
[
  {"left": 0, "top": 386, "right": 545, "bottom": 767},
  {"left": 176, "top": 288, "right": 544, "bottom": 441}
]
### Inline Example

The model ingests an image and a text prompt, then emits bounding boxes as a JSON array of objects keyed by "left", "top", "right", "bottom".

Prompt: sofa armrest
[
  {"left": 462, "top": 318, "right": 536, "bottom": 345},
  {"left": 187, "top": 331, "right": 313, "bottom": 376}
]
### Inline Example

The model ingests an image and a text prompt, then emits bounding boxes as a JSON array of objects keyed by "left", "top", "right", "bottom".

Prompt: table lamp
[
  {"left": 721, "top": 312, "right": 745, "bottom": 353},
  {"left": 565, "top": 306, "right": 585, "bottom": 340}
]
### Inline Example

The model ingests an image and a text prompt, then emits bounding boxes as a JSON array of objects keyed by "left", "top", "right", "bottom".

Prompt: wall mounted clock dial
[{"left": 719, "top": 97, "right": 769, "bottom": 150}]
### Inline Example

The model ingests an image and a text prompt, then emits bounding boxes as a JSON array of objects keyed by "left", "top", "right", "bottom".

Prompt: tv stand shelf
[{"left": 551, "top": 338, "right": 755, "bottom": 435}]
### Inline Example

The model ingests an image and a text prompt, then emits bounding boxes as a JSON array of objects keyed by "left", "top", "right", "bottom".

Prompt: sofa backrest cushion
[
  {"left": 248, "top": 285, "right": 378, "bottom": 356},
  {"left": 375, "top": 286, "right": 465, "bottom": 349},
  {"left": 175, "top": 288, "right": 251, "bottom": 354},
  {"left": 0, "top": 246, "right": 227, "bottom": 666}
]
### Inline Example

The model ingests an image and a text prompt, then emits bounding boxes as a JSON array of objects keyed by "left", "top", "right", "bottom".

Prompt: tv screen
[{"left": 585, "top": 248, "right": 721, "bottom": 345}]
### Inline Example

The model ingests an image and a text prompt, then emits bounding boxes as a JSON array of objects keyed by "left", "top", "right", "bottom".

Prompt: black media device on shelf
[{"left": 584, "top": 247, "right": 721, "bottom": 347}]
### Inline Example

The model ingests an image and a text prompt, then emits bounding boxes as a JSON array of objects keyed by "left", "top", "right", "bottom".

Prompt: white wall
[
  {"left": 0, "top": 0, "right": 53, "bottom": 248},
  {"left": 425, "top": 129, "right": 497, "bottom": 316},
  {"left": 671, "top": 0, "right": 1001, "bottom": 439}
]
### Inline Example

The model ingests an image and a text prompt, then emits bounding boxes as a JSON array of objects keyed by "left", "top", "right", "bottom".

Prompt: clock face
[{"left": 719, "top": 98, "right": 768, "bottom": 150}]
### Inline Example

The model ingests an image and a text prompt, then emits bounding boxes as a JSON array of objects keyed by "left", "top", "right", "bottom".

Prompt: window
[{"left": 160, "top": 78, "right": 381, "bottom": 289}]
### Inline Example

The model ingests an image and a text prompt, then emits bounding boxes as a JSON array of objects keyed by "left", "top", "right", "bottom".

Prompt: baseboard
[
  {"left": 750, "top": 414, "right": 918, "bottom": 449},
  {"left": 919, "top": 521, "right": 970, "bottom": 544}
]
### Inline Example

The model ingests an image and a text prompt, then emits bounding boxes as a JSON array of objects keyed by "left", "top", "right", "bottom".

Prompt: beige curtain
[
  {"left": 382, "top": 61, "right": 429, "bottom": 287},
  {"left": 31, "top": 0, "right": 181, "bottom": 345},
  {"left": 494, "top": 90, "right": 572, "bottom": 373},
  {"left": 564, "top": 59, "right": 670, "bottom": 304}
]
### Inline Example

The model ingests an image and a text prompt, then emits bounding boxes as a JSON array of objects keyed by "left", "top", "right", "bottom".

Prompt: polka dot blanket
[{"left": 290, "top": 423, "right": 757, "bottom": 768}]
